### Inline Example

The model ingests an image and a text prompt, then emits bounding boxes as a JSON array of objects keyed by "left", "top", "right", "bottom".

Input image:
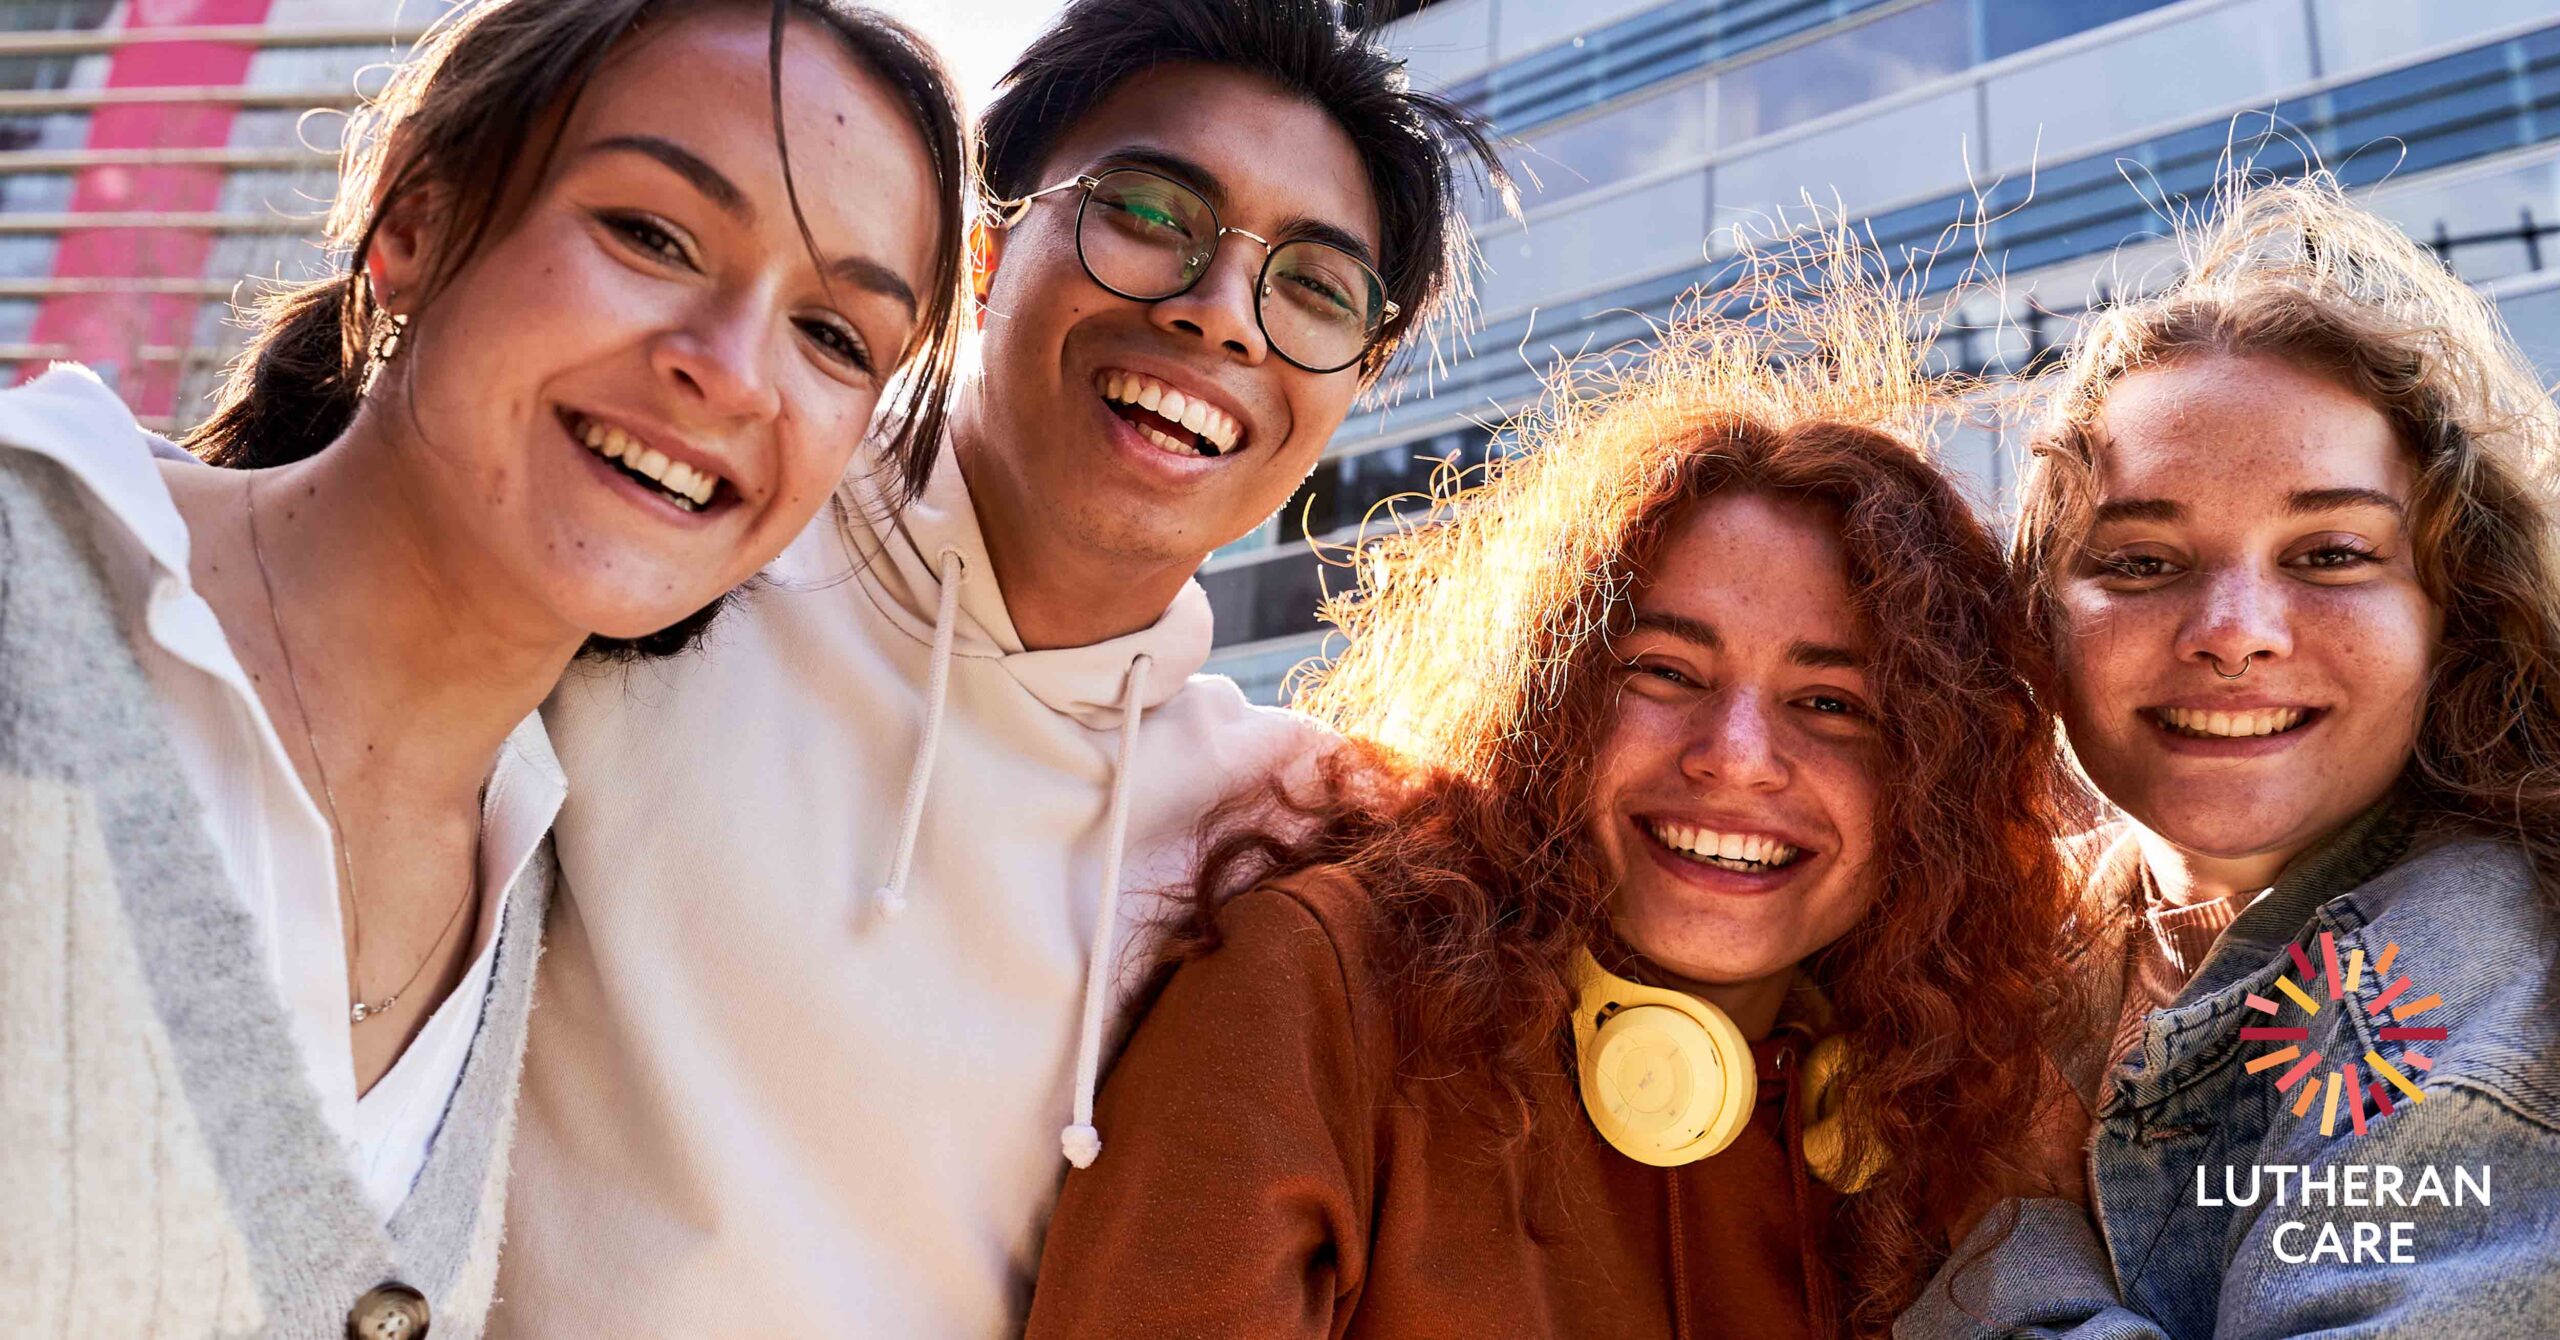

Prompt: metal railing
[
  {"left": 0, "top": 84, "right": 363, "bottom": 112},
  {"left": 0, "top": 25, "right": 423, "bottom": 56},
  {"left": 0, "top": 146, "right": 331, "bottom": 171},
  {"left": 0, "top": 276, "right": 241, "bottom": 296},
  {"left": 0, "top": 210, "right": 312, "bottom": 233}
]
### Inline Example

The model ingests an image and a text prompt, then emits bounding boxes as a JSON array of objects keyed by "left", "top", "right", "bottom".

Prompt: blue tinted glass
[
  {"left": 1979, "top": 0, "right": 2178, "bottom": 61},
  {"left": 1717, "top": 0, "right": 1972, "bottom": 147},
  {"left": 1201, "top": 546, "right": 1330, "bottom": 645},
  {"left": 2322, "top": 45, "right": 2525, "bottom": 184},
  {"left": 2527, "top": 28, "right": 2560, "bottom": 112},
  {"left": 1474, "top": 0, "right": 1894, "bottom": 131}
]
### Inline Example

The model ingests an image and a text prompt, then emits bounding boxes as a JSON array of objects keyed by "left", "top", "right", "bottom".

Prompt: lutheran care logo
[{"left": 2242, "top": 931, "right": 2443, "bottom": 1137}]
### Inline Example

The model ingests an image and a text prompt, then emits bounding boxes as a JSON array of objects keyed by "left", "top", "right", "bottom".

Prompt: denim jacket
[{"left": 1899, "top": 805, "right": 2560, "bottom": 1339}]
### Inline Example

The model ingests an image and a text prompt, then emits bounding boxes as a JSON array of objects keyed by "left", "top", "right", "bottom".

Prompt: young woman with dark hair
[
  {"left": 1901, "top": 176, "right": 2560, "bottom": 1336},
  {"left": 1025, "top": 246, "right": 2083, "bottom": 1339},
  {"left": 0, "top": 2, "right": 964, "bottom": 1334}
]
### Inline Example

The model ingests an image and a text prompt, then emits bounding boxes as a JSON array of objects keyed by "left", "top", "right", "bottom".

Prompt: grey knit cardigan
[{"left": 0, "top": 448, "right": 548, "bottom": 1336}]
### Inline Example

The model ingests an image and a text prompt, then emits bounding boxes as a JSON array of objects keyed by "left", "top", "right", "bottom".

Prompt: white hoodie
[{"left": 492, "top": 445, "right": 1333, "bottom": 1336}]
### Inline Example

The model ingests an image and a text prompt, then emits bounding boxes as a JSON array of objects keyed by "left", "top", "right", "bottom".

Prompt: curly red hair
[{"left": 1179, "top": 235, "right": 2083, "bottom": 1334}]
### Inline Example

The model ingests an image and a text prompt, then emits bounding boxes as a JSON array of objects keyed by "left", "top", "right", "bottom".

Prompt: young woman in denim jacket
[{"left": 1899, "top": 176, "right": 2560, "bottom": 1337}]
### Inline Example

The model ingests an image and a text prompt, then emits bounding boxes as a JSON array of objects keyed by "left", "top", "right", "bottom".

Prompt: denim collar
[
  {"left": 2100, "top": 798, "right": 2419, "bottom": 1120},
  {"left": 2180, "top": 799, "right": 2419, "bottom": 1004}
]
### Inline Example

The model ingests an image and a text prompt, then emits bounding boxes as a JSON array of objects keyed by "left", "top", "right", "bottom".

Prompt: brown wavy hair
[
  {"left": 2013, "top": 173, "right": 2560, "bottom": 907},
  {"left": 1179, "top": 233, "right": 2082, "bottom": 1335}
]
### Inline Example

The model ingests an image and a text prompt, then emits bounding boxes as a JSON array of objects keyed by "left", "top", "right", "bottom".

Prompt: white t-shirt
[{"left": 3, "top": 367, "right": 565, "bottom": 1220}]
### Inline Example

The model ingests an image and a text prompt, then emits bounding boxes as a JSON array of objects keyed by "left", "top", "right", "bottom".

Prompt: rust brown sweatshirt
[{"left": 1026, "top": 872, "right": 1844, "bottom": 1340}]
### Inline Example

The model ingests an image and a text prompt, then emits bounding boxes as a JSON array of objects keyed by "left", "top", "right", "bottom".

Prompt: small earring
[
  {"left": 361, "top": 311, "right": 409, "bottom": 395},
  {"left": 369, "top": 311, "right": 409, "bottom": 365}
]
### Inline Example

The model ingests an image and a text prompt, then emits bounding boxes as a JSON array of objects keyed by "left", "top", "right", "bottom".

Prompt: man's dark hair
[{"left": 978, "top": 0, "right": 1507, "bottom": 382}]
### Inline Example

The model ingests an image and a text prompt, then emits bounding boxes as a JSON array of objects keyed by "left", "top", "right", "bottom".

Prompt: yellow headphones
[
  {"left": 1571, "top": 949, "right": 1756, "bottom": 1167},
  {"left": 1571, "top": 949, "right": 1874, "bottom": 1191}
]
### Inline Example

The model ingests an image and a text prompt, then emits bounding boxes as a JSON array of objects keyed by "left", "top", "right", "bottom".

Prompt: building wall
[
  {"left": 0, "top": 1, "right": 434, "bottom": 429},
  {"left": 1202, "top": 0, "right": 2560, "bottom": 704}
]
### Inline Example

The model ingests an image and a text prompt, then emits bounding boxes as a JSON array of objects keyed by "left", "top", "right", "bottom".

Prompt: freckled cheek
[
  {"left": 2059, "top": 591, "right": 2164, "bottom": 721},
  {"left": 1798, "top": 747, "right": 1881, "bottom": 866},
  {"left": 2293, "top": 585, "right": 2437, "bottom": 713},
  {"left": 1587, "top": 705, "right": 1682, "bottom": 820}
]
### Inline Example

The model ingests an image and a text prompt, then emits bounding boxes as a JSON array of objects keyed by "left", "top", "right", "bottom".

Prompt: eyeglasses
[{"left": 988, "top": 166, "right": 1397, "bottom": 375}]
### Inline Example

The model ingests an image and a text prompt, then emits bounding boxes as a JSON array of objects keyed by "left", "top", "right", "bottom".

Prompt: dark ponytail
[{"left": 187, "top": 278, "right": 364, "bottom": 469}]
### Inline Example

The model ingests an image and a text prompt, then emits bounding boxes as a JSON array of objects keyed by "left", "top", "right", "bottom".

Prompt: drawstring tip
[
  {"left": 1061, "top": 1123, "right": 1101, "bottom": 1168},
  {"left": 871, "top": 885, "right": 908, "bottom": 919}
]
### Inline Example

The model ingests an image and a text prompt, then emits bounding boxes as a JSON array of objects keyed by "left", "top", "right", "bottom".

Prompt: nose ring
[{"left": 2209, "top": 654, "right": 2252, "bottom": 681}]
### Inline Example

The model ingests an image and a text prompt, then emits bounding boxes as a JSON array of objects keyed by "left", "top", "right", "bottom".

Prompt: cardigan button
[{"left": 347, "top": 1282, "right": 430, "bottom": 1339}]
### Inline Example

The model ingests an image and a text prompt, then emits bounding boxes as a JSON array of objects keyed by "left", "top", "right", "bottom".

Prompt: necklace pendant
[
  {"left": 349, "top": 1002, "right": 369, "bottom": 1024},
  {"left": 349, "top": 996, "right": 394, "bottom": 1025}
]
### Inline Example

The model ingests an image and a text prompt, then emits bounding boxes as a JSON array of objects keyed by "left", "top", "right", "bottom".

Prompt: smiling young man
[{"left": 489, "top": 2, "right": 1498, "bottom": 1334}]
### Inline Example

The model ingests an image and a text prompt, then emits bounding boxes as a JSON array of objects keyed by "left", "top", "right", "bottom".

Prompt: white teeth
[
  {"left": 570, "top": 415, "right": 724, "bottom": 509},
  {"left": 1135, "top": 423, "right": 1191, "bottom": 456},
  {"left": 1093, "top": 369, "right": 1244, "bottom": 455},
  {"left": 2158, "top": 706, "right": 2307, "bottom": 738},
  {"left": 1646, "top": 820, "right": 1800, "bottom": 870}
]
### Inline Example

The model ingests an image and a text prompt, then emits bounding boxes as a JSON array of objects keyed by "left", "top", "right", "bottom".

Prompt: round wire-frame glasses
[{"left": 989, "top": 166, "right": 1398, "bottom": 375}]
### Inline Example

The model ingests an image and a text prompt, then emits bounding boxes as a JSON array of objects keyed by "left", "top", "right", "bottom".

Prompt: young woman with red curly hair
[{"left": 1024, "top": 249, "right": 2084, "bottom": 1339}]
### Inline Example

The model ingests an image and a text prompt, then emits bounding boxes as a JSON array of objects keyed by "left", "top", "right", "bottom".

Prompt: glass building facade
[
  {"left": 1204, "top": 0, "right": 2560, "bottom": 701},
  {"left": 0, "top": 1, "right": 435, "bottom": 430}
]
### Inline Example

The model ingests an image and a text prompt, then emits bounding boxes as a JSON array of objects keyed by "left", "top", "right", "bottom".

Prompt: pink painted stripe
[
  {"left": 2321, "top": 931, "right": 2344, "bottom": 1000},
  {"left": 2345, "top": 1062, "right": 2368, "bottom": 1134},
  {"left": 2405, "top": 1052, "right": 2434, "bottom": 1071},
  {"left": 2245, "top": 993, "right": 2282, "bottom": 1016},
  {"left": 27, "top": 0, "right": 277, "bottom": 414}
]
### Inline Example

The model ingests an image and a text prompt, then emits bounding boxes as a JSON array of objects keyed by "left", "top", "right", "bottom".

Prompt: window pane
[
  {"left": 1980, "top": 0, "right": 2179, "bottom": 62},
  {"left": 1716, "top": 0, "right": 1971, "bottom": 148},
  {"left": 1717, "top": 83, "right": 1974, "bottom": 221},
  {"left": 0, "top": 235, "right": 55, "bottom": 279},
  {"left": 1201, "top": 546, "right": 1329, "bottom": 646},
  {"left": 0, "top": 170, "right": 70, "bottom": 211},
  {"left": 2369, "top": 150, "right": 2560, "bottom": 287},
  {"left": 2314, "top": 0, "right": 2558, "bottom": 77},
  {"left": 1982, "top": 0, "right": 2312, "bottom": 167},
  {"left": 2495, "top": 281, "right": 2560, "bottom": 382},
  {"left": 1275, "top": 422, "right": 1501, "bottom": 545},
  {"left": 2319, "top": 42, "right": 2528, "bottom": 185},
  {"left": 1504, "top": 81, "right": 1710, "bottom": 215},
  {"left": 1476, "top": 168, "right": 1708, "bottom": 316}
]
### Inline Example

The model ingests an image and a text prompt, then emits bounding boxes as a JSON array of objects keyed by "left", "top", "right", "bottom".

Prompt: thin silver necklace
[{"left": 243, "top": 475, "right": 476, "bottom": 1026}]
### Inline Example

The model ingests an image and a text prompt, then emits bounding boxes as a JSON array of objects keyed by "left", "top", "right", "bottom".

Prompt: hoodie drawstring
[
  {"left": 1665, "top": 1172, "right": 1694, "bottom": 1340},
  {"left": 1779, "top": 1040, "right": 1841, "bottom": 1339},
  {"left": 871, "top": 547, "right": 965, "bottom": 920},
  {"left": 1060, "top": 652, "right": 1152, "bottom": 1169}
]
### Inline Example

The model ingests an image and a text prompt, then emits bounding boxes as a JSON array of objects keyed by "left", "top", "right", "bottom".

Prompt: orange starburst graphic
[{"left": 2241, "top": 933, "right": 2441, "bottom": 1137}]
